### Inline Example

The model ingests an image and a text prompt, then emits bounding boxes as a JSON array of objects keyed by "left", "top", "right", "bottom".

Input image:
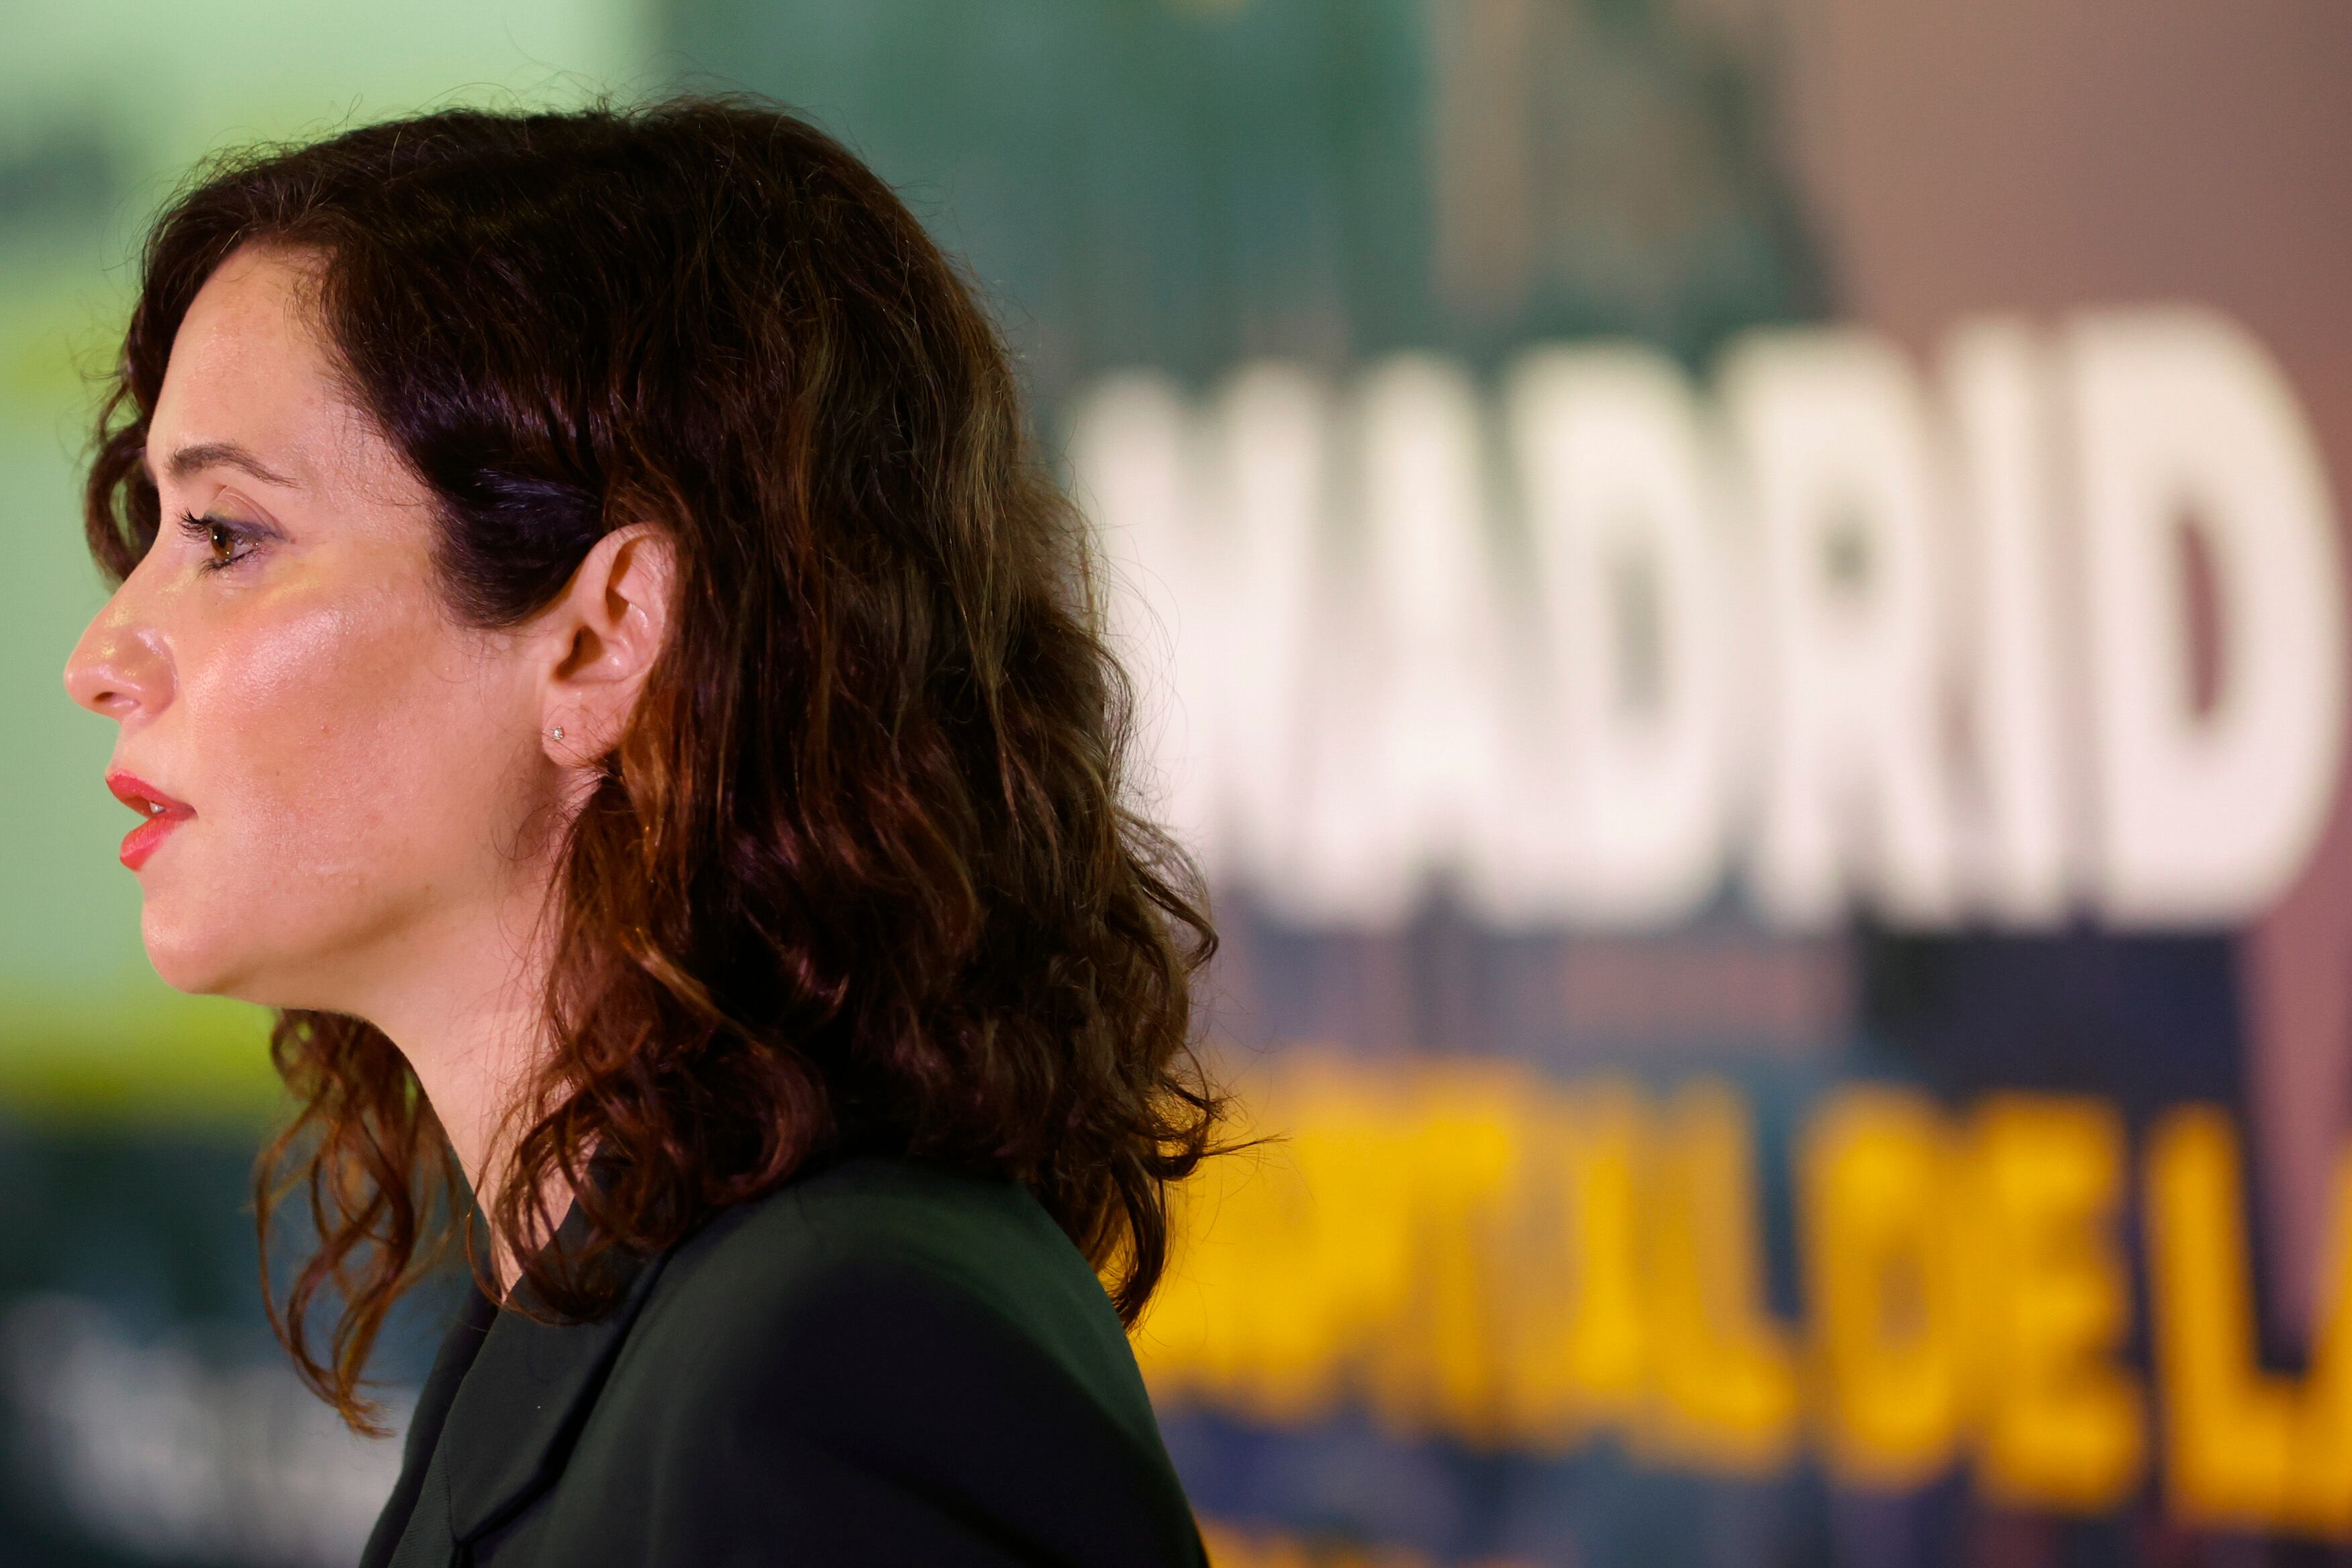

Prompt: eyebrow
[{"left": 144, "top": 440, "right": 301, "bottom": 490}]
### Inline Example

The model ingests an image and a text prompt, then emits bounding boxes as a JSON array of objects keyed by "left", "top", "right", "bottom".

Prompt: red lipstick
[{"left": 106, "top": 770, "right": 195, "bottom": 871}]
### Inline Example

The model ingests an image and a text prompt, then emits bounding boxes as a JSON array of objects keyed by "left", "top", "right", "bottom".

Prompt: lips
[{"left": 105, "top": 769, "right": 195, "bottom": 871}]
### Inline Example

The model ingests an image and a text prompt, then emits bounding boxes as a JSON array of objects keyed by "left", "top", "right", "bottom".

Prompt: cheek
[{"left": 182, "top": 589, "right": 531, "bottom": 920}]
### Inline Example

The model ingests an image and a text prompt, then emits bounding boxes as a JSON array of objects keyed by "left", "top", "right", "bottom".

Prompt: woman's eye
[{"left": 175, "top": 509, "right": 255, "bottom": 573}]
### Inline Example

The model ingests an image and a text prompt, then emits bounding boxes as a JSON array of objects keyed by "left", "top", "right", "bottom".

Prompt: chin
[{"left": 140, "top": 903, "right": 260, "bottom": 1001}]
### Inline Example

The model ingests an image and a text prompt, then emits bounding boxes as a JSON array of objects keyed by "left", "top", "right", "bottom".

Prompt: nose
[{"left": 64, "top": 591, "right": 173, "bottom": 724}]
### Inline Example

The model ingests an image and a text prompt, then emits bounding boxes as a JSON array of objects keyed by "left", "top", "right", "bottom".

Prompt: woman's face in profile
[{"left": 62, "top": 244, "right": 560, "bottom": 1015}]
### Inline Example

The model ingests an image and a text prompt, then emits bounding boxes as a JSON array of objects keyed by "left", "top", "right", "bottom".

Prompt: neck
[{"left": 359, "top": 894, "right": 571, "bottom": 1294}]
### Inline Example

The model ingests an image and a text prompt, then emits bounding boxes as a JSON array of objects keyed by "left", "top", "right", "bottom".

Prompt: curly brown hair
[{"left": 81, "top": 95, "right": 1224, "bottom": 1433}]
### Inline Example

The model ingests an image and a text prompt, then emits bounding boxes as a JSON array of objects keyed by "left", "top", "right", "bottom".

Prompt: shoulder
[
  {"left": 678, "top": 1152, "right": 1112, "bottom": 1329},
  {"left": 611, "top": 1153, "right": 1177, "bottom": 1455},
  {"left": 575, "top": 1155, "right": 1204, "bottom": 1564},
  {"left": 640, "top": 1155, "right": 1154, "bottom": 1432}
]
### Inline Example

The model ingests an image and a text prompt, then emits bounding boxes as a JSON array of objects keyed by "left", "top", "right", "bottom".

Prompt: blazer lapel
[
  {"left": 358, "top": 1281, "right": 497, "bottom": 1568},
  {"left": 435, "top": 1223, "right": 675, "bottom": 1547}
]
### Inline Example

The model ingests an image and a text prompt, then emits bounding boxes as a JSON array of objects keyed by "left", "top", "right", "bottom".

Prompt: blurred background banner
[{"left": 4, "top": 3, "right": 2349, "bottom": 1564}]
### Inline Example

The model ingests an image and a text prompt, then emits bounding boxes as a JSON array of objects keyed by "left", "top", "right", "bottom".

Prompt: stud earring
[{"left": 550, "top": 726, "right": 566, "bottom": 741}]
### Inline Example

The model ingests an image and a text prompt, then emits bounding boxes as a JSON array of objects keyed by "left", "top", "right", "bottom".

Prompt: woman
[{"left": 63, "top": 97, "right": 1222, "bottom": 1566}]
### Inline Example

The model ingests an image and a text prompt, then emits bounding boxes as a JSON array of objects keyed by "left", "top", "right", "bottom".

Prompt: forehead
[{"left": 146, "top": 246, "right": 346, "bottom": 489}]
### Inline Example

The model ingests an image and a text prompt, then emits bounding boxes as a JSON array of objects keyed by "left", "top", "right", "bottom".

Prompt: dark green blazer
[{"left": 361, "top": 1155, "right": 1209, "bottom": 1567}]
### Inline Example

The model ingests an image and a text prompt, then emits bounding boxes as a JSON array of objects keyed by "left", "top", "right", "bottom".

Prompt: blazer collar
[{"left": 436, "top": 1204, "right": 675, "bottom": 1545}]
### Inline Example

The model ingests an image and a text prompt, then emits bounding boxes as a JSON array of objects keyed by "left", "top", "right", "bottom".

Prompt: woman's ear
[{"left": 537, "top": 522, "right": 678, "bottom": 762}]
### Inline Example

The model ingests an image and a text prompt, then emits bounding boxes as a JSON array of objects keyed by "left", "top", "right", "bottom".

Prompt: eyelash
[{"left": 175, "top": 509, "right": 258, "bottom": 573}]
